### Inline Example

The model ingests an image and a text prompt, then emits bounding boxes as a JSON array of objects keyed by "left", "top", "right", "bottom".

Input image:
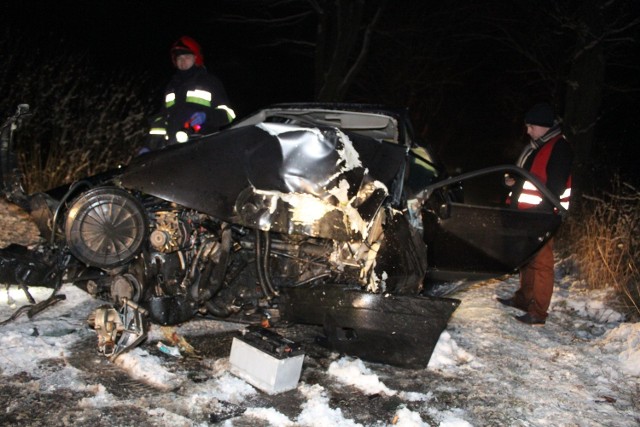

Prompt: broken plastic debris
[
  {"left": 160, "top": 325, "right": 197, "bottom": 356},
  {"left": 157, "top": 341, "right": 181, "bottom": 357}
]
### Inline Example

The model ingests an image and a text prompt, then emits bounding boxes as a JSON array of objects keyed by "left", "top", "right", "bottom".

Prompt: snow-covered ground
[{"left": 1, "top": 257, "right": 638, "bottom": 426}]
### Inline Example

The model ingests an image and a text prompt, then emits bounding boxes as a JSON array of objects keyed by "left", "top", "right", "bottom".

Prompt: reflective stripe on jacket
[
  {"left": 519, "top": 178, "right": 571, "bottom": 209},
  {"left": 517, "top": 134, "right": 572, "bottom": 210}
]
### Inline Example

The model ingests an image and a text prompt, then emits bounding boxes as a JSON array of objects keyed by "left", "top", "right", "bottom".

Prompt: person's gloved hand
[
  {"left": 504, "top": 173, "right": 516, "bottom": 188},
  {"left": 184, "top": 112, "right": 207, "bottom": 132}
]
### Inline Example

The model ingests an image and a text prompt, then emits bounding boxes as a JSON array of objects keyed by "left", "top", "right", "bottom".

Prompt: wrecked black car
[{"left": 0, "top": 103, "right": 567, "bottom": 367}]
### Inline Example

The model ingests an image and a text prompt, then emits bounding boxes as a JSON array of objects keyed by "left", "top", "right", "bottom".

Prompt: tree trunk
[
  {"left": 314, "top": 0, "right": 385, "bottom": 102},
  {"left": 562, "top": 9, "right": 605, "bottom": 214}
]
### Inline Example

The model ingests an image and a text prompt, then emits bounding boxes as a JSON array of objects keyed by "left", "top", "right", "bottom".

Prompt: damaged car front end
[{"left": 0, "top": 103, "right": 567, "bottom": 367}]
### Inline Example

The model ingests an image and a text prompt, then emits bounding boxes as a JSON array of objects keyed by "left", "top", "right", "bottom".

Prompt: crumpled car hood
[{"left": 119, "top": 123, "right": 407, "bottom": 241}]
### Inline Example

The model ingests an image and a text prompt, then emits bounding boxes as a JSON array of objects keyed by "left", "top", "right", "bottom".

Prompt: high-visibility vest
[{"left": 517, "top": 135, "right": 572, "bottom": 210}]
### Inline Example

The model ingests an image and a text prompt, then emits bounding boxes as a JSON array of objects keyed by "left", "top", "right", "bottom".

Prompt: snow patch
[
  {"left": 598, "top": 322, "right": 640, "bottom": 376},
  {"left": 208, "top": 372, "right": 258, "bottom": 403},
  {"left": 147, "top": 407, "right": 199, "bottom": 426},
  {"left": 78, "top": 384, "right": 118, "bottom": 408},
  {"left": 559, "top": 290, "right": 625, "bottom": 323},
  {"left": 0, "top": 285, "right": 100, "bottom": 376},
  {"left": 244, "top": 407, "right": 294, "bottom": 426},
  {"left": 296, "top": 383, "right": 362, "bottom": 426},
  {"left": 115, "top": 347, "right": 182, "bottom": 390},
  {"left": 327, "top": 356, "right": 396, "bottom": 396},
  {"left": 393, "top": 405, "right": 429, "bottom": 426},
  {"left": 2, "top": 272, "right": 639, "bottom": 426},
  {"left": 428, "top": 408, "right": 473, "bottom": 427},
  {"left": 427, "top": 331, "right": 476, "bottom": 370}
]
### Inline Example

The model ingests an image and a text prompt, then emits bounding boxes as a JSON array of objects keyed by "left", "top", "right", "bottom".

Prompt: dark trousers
[{"left": 514, "top": 239, "right": 555, "bottom": 319}]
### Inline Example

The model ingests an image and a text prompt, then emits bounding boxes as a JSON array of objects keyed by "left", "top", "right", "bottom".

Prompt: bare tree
[
  {"left": 309, "top": 0, "right": 387, "bottom": 101},
  {"left": 556, "top": 1, "right": 639, "bottom": 207},
  {"left": 212, "top": 0, "right": 387, "bottom": 102},
  {"left": 0, "top": 30, "right": 153, "bottom": 192},
  {"left": 348, "top": 2, "right": 487, "bottom": 136},
  {"left": 475, "top": 0, "right": 639, "bottom": 209}
]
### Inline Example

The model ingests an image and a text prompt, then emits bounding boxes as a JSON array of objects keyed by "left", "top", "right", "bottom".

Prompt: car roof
[{"left": 231, "top": 102, "right": 413, "bottom": 146}]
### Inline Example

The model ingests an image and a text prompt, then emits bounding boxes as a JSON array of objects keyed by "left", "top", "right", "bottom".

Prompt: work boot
[
  {"left": 515, "top": 313, "right": 546, "bottom": 325},
  {"left": 496, "top": 297, "right": 527, "bottom": 312}
]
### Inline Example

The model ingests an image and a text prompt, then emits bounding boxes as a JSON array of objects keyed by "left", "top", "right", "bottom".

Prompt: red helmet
[{"left": 170, "top": 36, "right": 204, "bottom": 67}]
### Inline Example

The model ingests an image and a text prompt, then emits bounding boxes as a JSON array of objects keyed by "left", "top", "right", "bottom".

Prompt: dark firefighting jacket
[{"left": 149, "top": 66, "right": 235, "bottom": 148}]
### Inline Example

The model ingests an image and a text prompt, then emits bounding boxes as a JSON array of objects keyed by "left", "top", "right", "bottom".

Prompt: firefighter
[
  {"left": 498, "top": 102, "right": 573, "bottom": 325},
  {"left": 147, "top": 36, "right": 236, "bottom": 151}
]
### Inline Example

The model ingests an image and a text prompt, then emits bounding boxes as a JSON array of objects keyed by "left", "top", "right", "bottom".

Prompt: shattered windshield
[{"left": 233, "top": 108, "right": 401, "bottom": 144}]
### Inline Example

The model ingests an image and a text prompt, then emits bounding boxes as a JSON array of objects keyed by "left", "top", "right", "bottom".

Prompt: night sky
[
  {"left": 2, "top": 1, "right": 316, "bottom": 115},
  {"left": 2, "top": 1, "right": 639, "bottom": 184}
]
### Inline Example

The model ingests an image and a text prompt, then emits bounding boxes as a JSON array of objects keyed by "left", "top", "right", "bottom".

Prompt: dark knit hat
[{"left": 524, "top": 103, "right": 555, "bottom": 127}]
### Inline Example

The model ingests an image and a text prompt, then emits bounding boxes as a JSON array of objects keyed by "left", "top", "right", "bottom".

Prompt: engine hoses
[{"left": 254, "top": 229, "right": 279, "bottom": 299}]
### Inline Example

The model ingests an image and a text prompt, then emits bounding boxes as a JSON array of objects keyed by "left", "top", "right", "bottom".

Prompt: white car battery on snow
[{"left": 229, "top": 326, "right": 304, "bottom": 394}]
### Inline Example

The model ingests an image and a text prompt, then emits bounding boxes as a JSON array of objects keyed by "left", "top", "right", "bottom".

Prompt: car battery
[{"left": 229, "top": 326, "right": 304, "bottom": 394}]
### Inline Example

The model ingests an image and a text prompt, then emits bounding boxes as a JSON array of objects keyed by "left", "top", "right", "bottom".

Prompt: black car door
[{"left": 413, "top": 164, "right": 566, "bottom": 283}]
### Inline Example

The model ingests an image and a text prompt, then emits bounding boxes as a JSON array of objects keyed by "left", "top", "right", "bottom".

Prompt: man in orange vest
[{"left": 498, "top": 102, "right": 573, "bottom": 325}]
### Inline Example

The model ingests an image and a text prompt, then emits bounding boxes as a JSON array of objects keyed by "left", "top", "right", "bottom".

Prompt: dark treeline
[{"left": 1, "top": 0, "right": 639, "bottom": 200}]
